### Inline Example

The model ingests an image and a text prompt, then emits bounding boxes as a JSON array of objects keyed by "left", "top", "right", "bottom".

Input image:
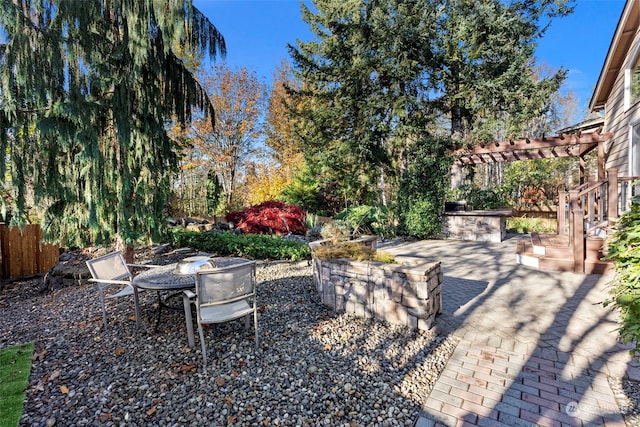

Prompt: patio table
[{"left": 132, "top": 257, "right": 248, "bottom": 347}]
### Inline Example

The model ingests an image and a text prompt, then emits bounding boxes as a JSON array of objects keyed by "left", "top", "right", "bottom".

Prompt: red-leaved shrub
[{"left": 225, "top": 201, "right": 307, "bottom": 235}]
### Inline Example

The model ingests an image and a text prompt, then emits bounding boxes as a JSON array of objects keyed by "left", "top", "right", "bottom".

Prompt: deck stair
[
  {"left": 516, "top": 233, "right": 575, "bottom": 272},
  {"left": 514, "top": 168, "right": 640, "bottom": 275},
  {"left": 516, "top": 232, "right": 614, "bottom": 274}
]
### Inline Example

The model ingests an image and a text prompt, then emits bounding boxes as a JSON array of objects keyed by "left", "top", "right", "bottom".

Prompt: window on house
[{"left": 632, "top": 55, "right": 640, "bottom": 106}]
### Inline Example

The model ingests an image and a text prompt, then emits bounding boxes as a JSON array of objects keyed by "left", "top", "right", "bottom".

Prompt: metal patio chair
[
  {"left": 86, "top": 251, "right": 157, "bottom": 328},
  {"left": 183, "top": 260, "right": 258, "bottom": 368}
]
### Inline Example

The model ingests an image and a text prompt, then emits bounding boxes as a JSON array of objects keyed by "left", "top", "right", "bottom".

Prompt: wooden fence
[{"left": 0, "top": 224, "right": 60, "bottom": 279}]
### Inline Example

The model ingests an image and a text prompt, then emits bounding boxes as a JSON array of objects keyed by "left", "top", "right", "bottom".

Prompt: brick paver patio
[{"left": 379, "top": 237, "right": 640, "bottom": 427}]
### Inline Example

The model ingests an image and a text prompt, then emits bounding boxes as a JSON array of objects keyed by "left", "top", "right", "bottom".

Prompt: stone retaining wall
[{"left": 312, "top": 254, "right": 442, "bottom": 331}]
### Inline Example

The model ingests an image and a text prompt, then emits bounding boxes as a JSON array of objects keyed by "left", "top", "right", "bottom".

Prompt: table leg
[{"left": 154, "top": 291, "right": 163, "bottom": 333}]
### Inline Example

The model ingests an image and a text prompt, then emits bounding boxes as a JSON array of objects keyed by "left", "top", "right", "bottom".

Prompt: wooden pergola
[{"left": 450, "top": 118, "right": 613, "bottom": 183}]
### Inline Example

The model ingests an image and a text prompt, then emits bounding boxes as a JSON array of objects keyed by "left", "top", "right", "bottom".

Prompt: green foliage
[
  {"left": 397, "top": 136, "right": 452, "bottom": 239},
  {"left": 289, "top": 0, "right": 434, "bottom": 208},
  {"left": 501, "top": 159, "right": 577, "bottom": 207},
  {"left": 289, "top": 0, "right": 572, "bottom": 213},
  {"left": 171, "top": 229, "right": 311, "bottom": 261},
  {"left": 506, "top": 216, "right": 556, "bottom": 234},
  {"left": 279, "top": 163, "right": 326, "bottom": 215},
  {"left": 320, "top": 220, "right": 352, "bottom": 242},
  {"left": 206, "top": 171, "right": 224, "bottom": 216},
  {"left": 0, "top": 342, "right": 33, "bottom": 427},
  {"left": 0, "top": 1, "right": 225, "bottom": 248},
  {"left": 450, "top": 185, "right": 507, "bottom": 210},
  {"left": 604, "top": 195, "right": 640, "bottom": 355},
  {"left": 312, "top": 241, "right": 396, "bottom": 264},
  {"left": 334, "top": 205, "right": 395, "bottom": 238},
  {"left": 435, "top": 0, "right": 571, "bottom": 141},
  {"left": 400, "top": 199, "right": 443, "bottom": 240},
  {"left": 305, "top": 213, "right": 324, "bottom": 229}
]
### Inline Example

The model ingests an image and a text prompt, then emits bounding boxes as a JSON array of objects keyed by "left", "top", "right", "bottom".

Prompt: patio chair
[
  {"left": 85, "top": 251, "right": 157, "bottom": 328},
  {"left": 183, "top": 260, "right": 258, "bottom": 368}
]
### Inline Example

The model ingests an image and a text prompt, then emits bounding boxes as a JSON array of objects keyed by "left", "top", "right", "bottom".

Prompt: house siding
[{"left": 604, "top": 26, "right": 640, "bottom": 177}]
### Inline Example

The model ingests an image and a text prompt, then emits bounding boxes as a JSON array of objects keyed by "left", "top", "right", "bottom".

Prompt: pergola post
[{"left": 598, "top": 140, "right": 605, "bottom": 180}]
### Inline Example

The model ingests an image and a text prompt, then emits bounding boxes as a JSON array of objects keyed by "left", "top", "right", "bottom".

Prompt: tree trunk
[{"left": 115, "top": 235, "right": 135, "bottom": 263}]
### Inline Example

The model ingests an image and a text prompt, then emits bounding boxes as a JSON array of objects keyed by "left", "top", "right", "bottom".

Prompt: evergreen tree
[
  {"left": 433, "top": 0, "right": 572, "bottom": 144},
  {"left": 289, "top": 0, "right": 574, "bottom": 214},
  {"left": 0, "top": 0, "right": 225, "bottom": 256},
  {"left": 289, "top": 0, "right": 436, "bottom": 208}
]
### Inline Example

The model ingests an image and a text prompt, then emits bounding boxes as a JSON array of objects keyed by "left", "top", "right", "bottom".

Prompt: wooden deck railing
[{"left": 556, "top": 168, "right": 639, "bottom": 273}]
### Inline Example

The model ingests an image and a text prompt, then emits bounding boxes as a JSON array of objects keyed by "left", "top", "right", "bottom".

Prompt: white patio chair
[
  {"left": 183, "top": 260, "right": 258, "bottom": 368},
  {"left": 85, "top": 251, "right": 158, "bottom": 328}
]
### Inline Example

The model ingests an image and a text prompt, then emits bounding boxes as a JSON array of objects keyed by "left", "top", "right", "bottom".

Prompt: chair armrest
[
  {"left": 88, "top": 278, "right": 131, "bottom": 285},
  {"left": 183, "top": 289, "right": 196, "bottom": 299},
  {"left": 127, "top": 263, "right": 162, "bottom": 269}
]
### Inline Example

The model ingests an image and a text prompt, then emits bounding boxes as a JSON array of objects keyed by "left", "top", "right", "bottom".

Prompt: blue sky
[{"left": 193, "top": 0, "right": 626, "bottom": 117}]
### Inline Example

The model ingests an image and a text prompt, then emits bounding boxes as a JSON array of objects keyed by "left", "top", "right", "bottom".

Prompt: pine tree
[{"left": 0, "top": 0, "right": 225, "bottom": 256}]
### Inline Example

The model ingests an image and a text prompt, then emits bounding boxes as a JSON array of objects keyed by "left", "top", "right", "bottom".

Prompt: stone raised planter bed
[{"left": 310, "top": 237, "right": 442, "bottom": 331}]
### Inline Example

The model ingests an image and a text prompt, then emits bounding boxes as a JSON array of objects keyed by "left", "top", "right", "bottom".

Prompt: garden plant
[{"left": 604, "top": 195, "right": 640, "bottom": 355}]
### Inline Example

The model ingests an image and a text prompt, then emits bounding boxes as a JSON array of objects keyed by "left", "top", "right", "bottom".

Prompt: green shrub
[
  {"left": 603, "top": 194, "right": 640, "bottom": 355},
  {"left": 450, "top": 185, "right": 508, "bottom": 210},
  {"left": 171, "top": 229, "right": 311, "bottom": 261},
  {"left": 401, "top": 199, "right": 443, "bottom": 239},
  {"left": 397, "top": 135, "right": 452, "bottom": 239},
  {"left": 334, "top": 205, "right": 396, "bottom": 238},
  {"left": 320, "top": 220, "right": 352, "bottom": 242},
  {"left": 312, "top": 241, "right": 396, "bottom": 263}
]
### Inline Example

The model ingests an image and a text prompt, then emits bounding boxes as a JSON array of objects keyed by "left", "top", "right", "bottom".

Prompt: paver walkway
[{"left": 379, "top": 237, "right": 640, "bottom": 427}]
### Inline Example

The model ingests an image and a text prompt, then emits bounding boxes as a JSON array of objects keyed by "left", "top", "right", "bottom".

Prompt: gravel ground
[
  {"left": 0, "top": 252, "right": 458, "bottom": 427},
  {"left": 610, "top": 377, "right": 640, "bottom": 427}
]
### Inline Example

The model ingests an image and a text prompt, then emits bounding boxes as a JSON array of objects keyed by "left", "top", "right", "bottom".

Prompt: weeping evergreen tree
[{"left": 0, "top": 1, "right": 225, "bottom": 256}]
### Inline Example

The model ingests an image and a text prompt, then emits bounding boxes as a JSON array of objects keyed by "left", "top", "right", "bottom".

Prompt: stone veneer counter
[
  {"left": 442, "top": 209, "right": 513, "bottom": 242},
  {"left": 312, "top": 255, "right": 442, "bottom": 331}
]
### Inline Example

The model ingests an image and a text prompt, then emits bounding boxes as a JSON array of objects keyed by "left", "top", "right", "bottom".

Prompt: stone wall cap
[
  {"left": 443, "top": 209, "right": 513, "bottom": 217},
  {"left": 314, "top": 255, "right": 440, "bottom": 273}
]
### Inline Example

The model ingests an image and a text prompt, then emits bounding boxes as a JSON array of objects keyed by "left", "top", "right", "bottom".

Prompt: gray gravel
[
  {"left": 610, "top": 377, "right": 640, "bottom": 427},
  {"left": 0, "top": 258, "right": 458, "bottom": 427}
]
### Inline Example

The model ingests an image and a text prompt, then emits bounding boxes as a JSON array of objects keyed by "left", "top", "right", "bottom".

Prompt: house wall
[{"left": 604, "top": 26, "right": 640, "bottom": 177}]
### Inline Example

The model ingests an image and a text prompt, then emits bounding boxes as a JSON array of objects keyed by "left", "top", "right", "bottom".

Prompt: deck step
[
  {"left": 516, "top": 239, "right": 539, "bottom": 269},
  {"left": 585, "top": 260, "right": 615, "bottom": 275},
  {"left": 531, "top": 232, "right": 573, "bottom": 258},
  {"left": 517, "top": 234, "right": 614, "bottom": 275}
]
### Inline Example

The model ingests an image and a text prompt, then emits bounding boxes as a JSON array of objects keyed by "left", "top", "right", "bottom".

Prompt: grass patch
[
  {"left": 0, "top": 342, "right": 34, "bottom": 427},
  {"left": 506, "top": 216, "right": 556, "bottom": 234}
]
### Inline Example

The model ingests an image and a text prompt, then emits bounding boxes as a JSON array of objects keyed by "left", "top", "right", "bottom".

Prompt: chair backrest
[
  {"left": 195, "top": 261, "right": 256, "bottom": 307},
  {"left": 86, "top": 251, "right": 132, "bottom": 281}
]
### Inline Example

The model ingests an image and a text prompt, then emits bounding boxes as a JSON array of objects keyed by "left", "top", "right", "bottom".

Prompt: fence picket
[{"left": 0, "top": 224, "right": 59, "bottom": 279}]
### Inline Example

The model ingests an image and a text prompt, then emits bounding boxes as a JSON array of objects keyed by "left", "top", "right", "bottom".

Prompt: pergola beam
[
  {"left": 451, "top": 132, "right": 612, "bottom": 166},
  {"left": 455, "top": 143, "right": 599, "bottom": 165}
]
